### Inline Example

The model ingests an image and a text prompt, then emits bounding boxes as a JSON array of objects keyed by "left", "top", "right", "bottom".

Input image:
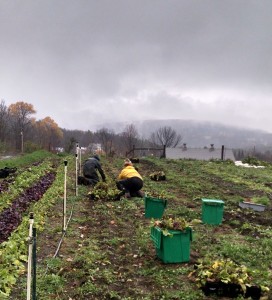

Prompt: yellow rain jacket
[{"left": 118, "top": 166, "right": 143, "bottom": 180}]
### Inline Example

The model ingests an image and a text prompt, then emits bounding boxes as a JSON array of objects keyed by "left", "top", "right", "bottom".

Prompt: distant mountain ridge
[{"left": 97, "top": 119, "right": 272, "bottom": 150}]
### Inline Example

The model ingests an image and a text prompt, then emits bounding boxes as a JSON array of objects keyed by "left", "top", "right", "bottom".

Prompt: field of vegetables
[{"left": 1, "top": 151, "right": 272, "bottom": 300}]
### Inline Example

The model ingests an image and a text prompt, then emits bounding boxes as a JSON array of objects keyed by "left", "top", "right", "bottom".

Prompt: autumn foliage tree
[
  {"left": 34, "top": 117, "right": 63, "bottom": 151},
  {"left": 8, "top": 101, "right": 36, "bottom": 150}
]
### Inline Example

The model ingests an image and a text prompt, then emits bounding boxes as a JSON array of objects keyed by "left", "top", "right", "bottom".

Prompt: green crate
[
  {"left": 144, "top": 196, "right": 167, "bottom": 219},
  {"left": 150, "top": 226, "right": 192, "bottom": 263},
  {"left": 202, "top": 199, "right": 224, "bottom": 225}
]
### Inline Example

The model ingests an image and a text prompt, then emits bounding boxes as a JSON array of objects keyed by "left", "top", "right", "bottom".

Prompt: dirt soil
[{"left": 10, "top": 158, "right": 272, "bottom": 300}]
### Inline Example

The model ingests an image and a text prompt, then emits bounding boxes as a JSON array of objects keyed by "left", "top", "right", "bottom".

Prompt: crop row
[
  {"left": 0, "top": 156, "right": 74, "bottom": 298},
  {"left": 0, "top": 171, "right": 56, "bottom": 243},
  {"left": 0, "top": 159, "right": 55, "bottom": 213}
]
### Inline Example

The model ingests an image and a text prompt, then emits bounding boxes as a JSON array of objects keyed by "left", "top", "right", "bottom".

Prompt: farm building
[{"left": 166, "top": 144, "right": 235, "bottom": 161}]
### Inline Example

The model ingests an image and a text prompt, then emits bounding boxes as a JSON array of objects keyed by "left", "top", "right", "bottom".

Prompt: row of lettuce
[{"left": 0, "top": 151, "right": 73, "bottom": 298}]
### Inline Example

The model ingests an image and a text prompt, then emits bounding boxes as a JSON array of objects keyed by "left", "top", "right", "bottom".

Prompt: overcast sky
[{"left": 1, "top": 0, "right": 272, "bottom": 133}]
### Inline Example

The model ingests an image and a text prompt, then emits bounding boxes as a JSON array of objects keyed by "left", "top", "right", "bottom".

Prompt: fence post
[
  {"left": 27, "top": 212, "right": 34, "bottom": 300},
  {"left": 63, "top": 160, "right": 68, "bottom": 231},
  {"left": 75, "top": 153, "right": 78, "bottom": 196},
  {"left": 76, "top": 142, "right": 79, "bottom": 175},
  {"left": 32, "top": 227, "right": 37, "bottom": 300},
  {"left": 221, "top": 145, "right": 225, "bottom": 160},
  {"left": 79, "top": 147, "right": 82, "bottom": 175}
]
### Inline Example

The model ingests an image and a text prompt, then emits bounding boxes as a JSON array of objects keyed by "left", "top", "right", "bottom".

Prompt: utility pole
[{"left": 21, "top": 130, "right": 24, "bottom": 153}]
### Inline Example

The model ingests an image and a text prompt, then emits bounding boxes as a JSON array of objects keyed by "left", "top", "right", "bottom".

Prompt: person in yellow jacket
[{"left": 116, "top": 159, "right": 144, "bottom": 198}]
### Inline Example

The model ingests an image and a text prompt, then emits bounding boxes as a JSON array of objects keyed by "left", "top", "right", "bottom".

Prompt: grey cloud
[{"left": 1, "top": 0, "right": 272, "bottom": 132}]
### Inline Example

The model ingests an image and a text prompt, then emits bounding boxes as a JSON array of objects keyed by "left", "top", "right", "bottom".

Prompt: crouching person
[
  {"left": 78, "top": 155, "right": 106, "bottom": 186},
  {"left": 116, "top": 159, "right": 144, "bottom": 198}
]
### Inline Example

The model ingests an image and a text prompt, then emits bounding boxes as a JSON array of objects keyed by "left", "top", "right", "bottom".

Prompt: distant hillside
[{"left": 97, "top": 119, "right": 272, "bottom": 150}]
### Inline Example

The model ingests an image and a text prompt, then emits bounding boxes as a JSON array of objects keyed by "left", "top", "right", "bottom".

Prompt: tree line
[
  {"left": 0, "top": 100, "right": 182, "bottom": 157},
  {"left": 2, "top": 99, "right": 272, "bottom": 162},
  {"left": 0, "top": 100, "right": 63, "bottom": 154}
]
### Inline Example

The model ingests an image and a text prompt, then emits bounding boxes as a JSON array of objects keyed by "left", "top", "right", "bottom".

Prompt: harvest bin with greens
[{"left": 150, "top": 216, "right": 193, "bottom": 263}]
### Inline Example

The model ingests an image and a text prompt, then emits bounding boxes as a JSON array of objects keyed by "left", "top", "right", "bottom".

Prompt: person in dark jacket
[{"left": 78, "top": 155, "right": 106, "bottom": 186}]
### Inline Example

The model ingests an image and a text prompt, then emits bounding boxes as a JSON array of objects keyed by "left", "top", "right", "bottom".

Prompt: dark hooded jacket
[{"left": 83, "top": 156, "right": 106, "bottom": 183}]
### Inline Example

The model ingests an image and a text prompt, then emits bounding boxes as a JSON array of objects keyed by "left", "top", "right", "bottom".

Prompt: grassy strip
[
  {"left": 145, "top": 157, "right": 272, "bottom": 205},
  {"left": 200, "top": 161, "right": 272, "bottom": 193},
  {"left": 0, "top": 150, "right": 54, "bottom": 169}
]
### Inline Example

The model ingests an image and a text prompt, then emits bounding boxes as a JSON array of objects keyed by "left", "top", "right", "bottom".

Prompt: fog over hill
[{"left": 97, "top": 119, "right": 272, "bottom": 150}]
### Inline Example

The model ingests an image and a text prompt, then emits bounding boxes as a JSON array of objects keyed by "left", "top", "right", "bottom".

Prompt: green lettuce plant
[
  {"left": 152, "top": 216, "right": 201, "bottom": 236},
  {"left": 188, "top": 258, "right": 270, "bottom": 294}
]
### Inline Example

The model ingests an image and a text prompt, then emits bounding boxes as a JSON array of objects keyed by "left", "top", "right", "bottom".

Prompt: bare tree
[
  {"left": 95, "top": 127, "right": 115, "bottom": 156},
  {"left": 122, "top": 124, "right": 139, "bottom": 153},
  {"left": 150, "top": 126, "right": 182, "bottom": 147},
  {"left": 0, "top": 100, "right": 9, "bottom": 144}
]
